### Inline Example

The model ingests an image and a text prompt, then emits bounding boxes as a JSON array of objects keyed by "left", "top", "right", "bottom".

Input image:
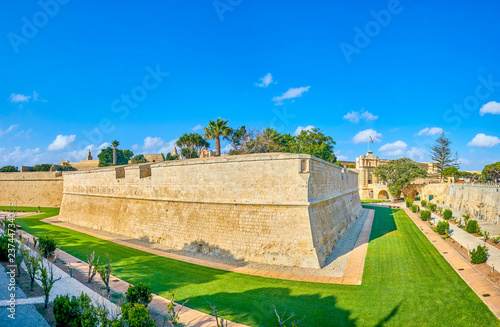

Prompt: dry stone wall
[
  {"left": 0, "top": 172, "right": 63, "bottom": 207},
  {"left": 58, "top": 153, "right": 362, "bottom": 268}
]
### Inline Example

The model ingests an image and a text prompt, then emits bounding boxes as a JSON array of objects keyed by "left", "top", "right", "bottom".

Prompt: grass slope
[{"left": 7, "top": 205, "right": 498, "bottom": 326}]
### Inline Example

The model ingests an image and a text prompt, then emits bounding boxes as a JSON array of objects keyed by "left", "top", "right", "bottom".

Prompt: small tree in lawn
[
  {"left": 14, "top": 244, "right": 24, "bottom": 277},
  {"left": 36, "top": 258, "right": 62, "bottom": 308},
  {"left": 22, "top": 249, "right": 40, "bottom": 291},
  {"left": 86, "top": 250, "right": 100, "bottom": 283},
  {"left": 375, "top": 158, "right": 428, "bottom": 202},
  {"left": 98, "top": 254, "right": 112, "bottom": 296}
]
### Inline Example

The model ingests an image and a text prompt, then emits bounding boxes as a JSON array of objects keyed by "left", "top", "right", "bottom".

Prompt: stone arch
[
  {"left": 378, "top": 190, "right": 389, "bottom": 200},
  {"left": 407, "top": 189, "right": 418, "bottom": 200}
]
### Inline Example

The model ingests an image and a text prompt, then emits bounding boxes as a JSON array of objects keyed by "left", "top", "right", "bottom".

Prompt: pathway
[{"left": 404, "top": 207, "right": 500, "bottom": 319}]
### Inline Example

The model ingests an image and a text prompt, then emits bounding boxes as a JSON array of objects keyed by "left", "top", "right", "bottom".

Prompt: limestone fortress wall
[
  {"left": 423, "top": 183, "right": 500, "bottom": 225},
  {"left": 58, "top": 153, "right": 363, "bottom": 268},
  {"left": 0, "top": 171, "right": 63, "bottom": 207}
]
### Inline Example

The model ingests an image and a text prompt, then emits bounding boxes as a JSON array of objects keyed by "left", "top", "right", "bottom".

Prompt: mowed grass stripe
[{"left": 8, "top": 205, "right": 498, "bottom": 326}]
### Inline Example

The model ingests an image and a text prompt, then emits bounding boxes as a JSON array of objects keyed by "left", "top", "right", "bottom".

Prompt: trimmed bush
[
  {"left": 411, "top": 204, "right": 420, "bottom": 213},
  {"left": 126, "top": 282, "right": 153, "bottom": 307},
  {"left": 429, "top": 203, "right": 437, "bottom": 212},
  {"left": 470, "top": 245, "right": 488, "bottom": 264},
  {"left": 420, "top": 210, "right": 431, "bottom": 221},
  {"left": 53, "top": 294, "right": 80, "bottom": 326},
  {"left": 38, "top": 236, "right": 57, "bottom": 258},
  {"left": 406, "top": 198, "right": 414, "bottom": 208},
  {"left": 421, "top": 200, "right": 427, "bottom": 207},
  {"left": 443, "top": 209, "right": 452, "bottom": 220},
  {"left": 436, "top": 221, "right": 450, "bottom": 235},
  {"left": 466, "top": 220, "right": 480, "bottom": 234},
  {"left": 119, "top": 303, "right": 156, "bottom": 327}
]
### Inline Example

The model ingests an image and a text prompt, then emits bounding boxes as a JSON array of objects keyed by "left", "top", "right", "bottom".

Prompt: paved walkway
[
  {"left": 429, "top": 212, "right": 500, "bottom": 273},
  {"left": 0, "top": 263, "right": 49, "bottom": 327},
  {"left": 404, "top": 207, "right": 500, "bottom": 319},
  {"left": 41, "top": 210, "right": 375, "bottom": 285}
]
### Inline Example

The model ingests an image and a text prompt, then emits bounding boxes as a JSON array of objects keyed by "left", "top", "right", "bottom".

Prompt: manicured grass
[
  {"left": 8, "top": 205, "right": 499, "bottom": 326},
  {"left": 361, "top": 199, "right": 391, "bottom": 203}
]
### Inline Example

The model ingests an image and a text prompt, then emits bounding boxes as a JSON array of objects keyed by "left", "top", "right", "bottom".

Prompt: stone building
[
  {"left": 51, "top": 150, "right": 100, "bottom": 171},
  {"left": 353, "top": 151, "right": 439, "bottom": 200}
]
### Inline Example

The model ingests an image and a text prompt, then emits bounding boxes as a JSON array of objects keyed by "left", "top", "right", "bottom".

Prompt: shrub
[
  {"left": 470, "top": 245, "right": 488, "bottom": 264},
  {"left": 463, "top": 212, "right": 470, "bottom": 224},
  {"left": 38, "top": 236, "right": 57, "bottom": 258},
  {"left": 466, "top": 220, "right": 480, "bottom": 234},
  {"left": 420, "top": 210, "right": 431, "bottom": 221},
  {"left": 53, "top": 294, "right": 79, "bottom": 326},
  {"left": 436, "top": 221, "right": 450, "bottom": 235},
  {"left": 438, "top": 207, "right": 443, "bottom": 215},
  {"left": 117, "top": 303, "right": 156, "bottom": 327},
  {"left": 406, "top": 198, "right": 414, "bottom": 208},
  {"left": 411, "top": 204, "right": 420, "bottom": 213},
  {"left": 493, "top": 236, "right": 500, "bottom": 244},
  {"left": 443, "top": 209, "right": 452, "bottom": 220},
  {"left": 0, "top": 234, "right": 10, "bottom": 261},
  {"left": 126, "top": 282, "right": 153, "bottom": 307},
  {"left": 421, "top": 200, "right": 427, "bottom": 207},
  {"left": 429, "top": 203, "right": 437, "bottom": 212}
]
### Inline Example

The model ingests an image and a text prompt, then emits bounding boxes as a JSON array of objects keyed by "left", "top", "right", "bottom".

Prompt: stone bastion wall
[
  {"left": 58, "top": 153, "right": 362, "bottom": 268},
  {"left": 423, "top": 183, "right": 500, "bottom": 225},
  {"left": 0, "top": 171, "right": 63, "bottom": 207}
]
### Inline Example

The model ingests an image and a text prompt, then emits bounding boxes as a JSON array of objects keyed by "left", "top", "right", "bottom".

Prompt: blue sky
[{"left": 1, "top": 0, "right": 499, "bottom": 170}]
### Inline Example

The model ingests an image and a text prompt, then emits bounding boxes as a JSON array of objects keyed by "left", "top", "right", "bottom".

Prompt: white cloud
[
  {"left": 417, "top": 127, "right": 443, "bottom": 136},
  {"left": 0, "top": 124, "right": 18, "bottom": 137},
  {"left": 47, "top": 134, "right": 76, "bottom": 151},
  {"left": 294, "top": 125, "right": 314, "bottom": 136},
  {"left": 142, "top": 137, "right": 164, "bottom": 150},
  {"left": 379, "top": 140, "right": 407, "bottom": 157},
  {"left": 158, "top": 139, "right": 178, "bottom": 154},
  {"left": 192, "top": 124, "right": 203, "bottom": 131},
  {"left": 480, "top": 101, "right": 500, "bottom": 116},
  {"left": 337, "top": 155, "right": 348, "bottom": 161},
  {"left": 406, "top": 147, "right": 426, "bottom": 161},
  {"left": 353, "top": 129, "right": 382, "bottom": 144},
  {"left": 255, "top": 73, "right": 275, "bottom": 88},
  {"left": 343, "top": 109, "right": 378, "bottom": 123},
  {"left": 467, "top": 133, "right": 500, "bottom": 147},
  {"left": 221, "top": 143, "right": 233, "bottom": 154},
  {"left": 9, "top": 93, "right": 31, "bottom": 103},
  {"left": 272, "top": 86, "right": 310, "bottom": 105},
  {"left": 131, "top": 144, "right": 139, "bottom": 150},
  {"left": 8, "top": 91, "right": 46, "bottom": 104}
]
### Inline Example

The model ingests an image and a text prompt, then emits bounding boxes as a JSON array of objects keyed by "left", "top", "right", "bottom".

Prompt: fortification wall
[
  {"left": 0, "top": 172, "right": 64, "bottom": 207},
  {"left": 423, "top": 183, "right": 500, "bottom": 225},
  {"left": 59, "top": 153, "right": 362, "bottom": 268}
]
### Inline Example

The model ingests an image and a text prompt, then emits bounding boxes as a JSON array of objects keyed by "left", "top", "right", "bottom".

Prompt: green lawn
[
  {"left": 7, "top": 205, "right": 498, "bottom": 326},
  {"left": 360, "top": 200, "right": 391, "bottom": 203}
]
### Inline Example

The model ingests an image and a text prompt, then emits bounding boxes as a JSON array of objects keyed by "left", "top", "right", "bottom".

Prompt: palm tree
[
  {"left": 111, "top": 140, "right": 119, "bottom": 165},
  {"left": 203, "top": 118, "right": 232, "bottom": 156}
]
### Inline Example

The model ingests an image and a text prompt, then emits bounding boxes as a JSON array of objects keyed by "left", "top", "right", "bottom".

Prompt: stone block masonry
[
  {"left": 58, "top": 153, "right": 362, "bottom": 268},
  {"left": 0, "top": 171, "right": 63, "bottom": 207}
]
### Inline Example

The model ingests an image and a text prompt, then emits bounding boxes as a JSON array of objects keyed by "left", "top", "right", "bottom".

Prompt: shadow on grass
[
  {"left": 374, "top": 302, "right": 401, "bottom": 327},
  {"left": 363, "top": 205, "right": 397, "bottom": 242},
  {"left": 184, "top": 287, "right": 357, "bottom": 327}
]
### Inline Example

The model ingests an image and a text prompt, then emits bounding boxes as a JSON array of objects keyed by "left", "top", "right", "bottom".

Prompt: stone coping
[
  {"left": 62, "top": 152, "right": 358, "bottom": 175},
  {"left": 403, "top": 207, "right": 500, "bottom": 320},
  {"left": 40, "top": 210, "right": 374, "bottom": 285}
]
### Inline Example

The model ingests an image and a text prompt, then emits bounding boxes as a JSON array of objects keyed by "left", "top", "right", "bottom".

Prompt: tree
[
  {"left": 204, "top": 118, "right": 232, "bottom": 156},
  {"left": 430, "top": 133, "right": 453, "bottom": 181},
  {"left": 0, "top": 165, "right": 18, "bottom": 172},
  {"left": 374, "top": 158, "right": 428, "bottom": 201},
  {"left": 33, "top": 164, "right": 52, "bottom": 171},
  {"left": 36, "top": 258, "right": 62, "bottom": 308},
  {"left": 163, "top": 152, "right": 179, "bottom": 161},
  {"left": 125, "top": 282, "right": 153, "bottom": 307},
  {"left": 86, "top": 250, "right": 100, "bottom": 283},
  {"left": 130, "top": 154, "right": 147, "bottom": 164},
  {"left": 22, "top": 249, "right": 40, "bottom": 291},
  {"left": 289, "top": 128, "right": 337, "bottom": 163},
  {"left": 452, "top": 151, "right": 460, "bottom": 170},
  {"left": 483, "top": 162, "right": 500, "bottom": 182},
  {"left": 97, "top": 254, "right": 112, "bottom": 296},
  {"left": 227, "top": 126, "right": 248, "bottom": 154},
  {"left": 98, "top": 147, "right": 133, "bottom": 166},
  {"left": 443, "top": 166, "right": 460, "bottom": 179},
  {"left": 112, "top": 140, "right": 120, "bottom": 165}
]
